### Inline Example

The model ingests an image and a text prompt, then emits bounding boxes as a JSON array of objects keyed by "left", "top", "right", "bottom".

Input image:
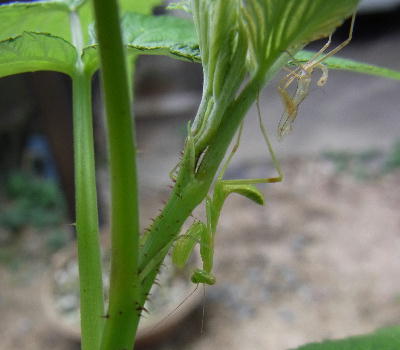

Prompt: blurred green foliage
[
  {"left": 0, "top": 171, "right": 66, "bottom": 232},
  {"left": 383, "top": 140, "right": 400, "bottom": 173},
  {"left": 322, "top": 139, "right": 400, "bottom": 181},
  {"left": 45, "top": 229, "right": 70, "bottom": 252}
]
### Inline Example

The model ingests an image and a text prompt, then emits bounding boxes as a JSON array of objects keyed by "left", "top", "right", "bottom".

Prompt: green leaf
[
  {"left": 82, "top": 12, "right": 199, "bottom": 74},
  {"left": 0, "top": 1, "right": 71, "bottom": 42},
  {"left": 294, "top": 50, "right": 400, "bottom": 81},
  {"left": 77, "top": 0, "right": 163, "bottom": 45},
  {"left": 0, "top": 0, "right": 163, "bottom": 50},
  {"left": 82, "top": 2, "right": 399, "bottom": 83},
  {"left": 119, "top": 0, "right": 163, "bottom": 14},
  {"left": 64, "top": 0, "right": 86, "bottom": 9},
  {"left": 167, "top": 1, "right": 191, "bottom": 13},
  {"left": 242, "top": 0, "right": 360, "bottom": 72},
  {"left": 0, "top": 32, "right": 77, "bottom": 78},
  {"left": 122, "top": 12, "right": 199, "bottom": 60},
  {"left": 292, "top": 326, "right": 400, "bottom": 350}
]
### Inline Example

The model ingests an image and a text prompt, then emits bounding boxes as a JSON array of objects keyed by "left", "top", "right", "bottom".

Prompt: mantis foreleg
[{"left": 172, "top": 209, "right": 216, "bottom": 285}]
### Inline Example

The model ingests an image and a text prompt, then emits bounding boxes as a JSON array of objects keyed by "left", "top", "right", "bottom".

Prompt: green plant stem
[
  {"left": 92, "top": 0, "right": 141, "bottom": 349},
  {"left": 72, "top": 71, "right": 104, "bottom": 350},
  {"left": 70, "top": 8, "right": 104, "bottom": 350}
]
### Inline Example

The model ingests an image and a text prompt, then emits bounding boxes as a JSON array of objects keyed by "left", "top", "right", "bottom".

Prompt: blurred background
[{"left": 0, "top": 0, "right": 400, "bottom": 349}]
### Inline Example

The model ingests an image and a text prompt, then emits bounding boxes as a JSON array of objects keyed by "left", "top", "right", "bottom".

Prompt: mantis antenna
[{"left": 150, "top": 284, "right": 200, "bottom": 331}]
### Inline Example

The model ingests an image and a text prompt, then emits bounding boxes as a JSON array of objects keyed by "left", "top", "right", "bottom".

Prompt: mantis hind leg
[
  {"left": 217, "top": 122, "right": 244, "bottom": 181},
  {"left": 256, "top": 95, "right": 283, "bottom": 183},
  {"left": 220, "top": 93, "right": 283, "bottom": 186}
]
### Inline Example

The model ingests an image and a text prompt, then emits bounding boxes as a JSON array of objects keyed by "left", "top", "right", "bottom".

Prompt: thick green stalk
[
  {"left": 70, "top": 9, "right": 104, "bottom": 350},
  {"left": 72, "top": 71, "right": 104, "bottom": 350},
  {"left": 92, "top": 0, "right": 141, "bottom": 349}
]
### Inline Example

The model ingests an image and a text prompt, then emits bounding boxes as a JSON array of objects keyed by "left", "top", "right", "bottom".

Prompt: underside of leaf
[
  {"left": 0, "top": 32, "right": 77, "bottom": 78},
  {"left": 83, "top": 12, "right": 199, "bottom": 74},
  {"left": 0, "top": 1, "right": 71, "bottom": 43},
  {"left": 242, "top": 0, "right": 360, "bottom": 72}
]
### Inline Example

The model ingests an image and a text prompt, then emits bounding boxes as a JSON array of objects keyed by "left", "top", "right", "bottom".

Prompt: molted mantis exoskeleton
[
  {"left": 172, "top": 98, "right": 283, "bottom": 285},
  {"left": 278, "top": 13, "right": 356, "bottom": 138}
]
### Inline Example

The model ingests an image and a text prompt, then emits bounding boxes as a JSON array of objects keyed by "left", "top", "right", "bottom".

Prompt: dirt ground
[{"left": 1, "top": 157, "right": 400, "bottom": 350}]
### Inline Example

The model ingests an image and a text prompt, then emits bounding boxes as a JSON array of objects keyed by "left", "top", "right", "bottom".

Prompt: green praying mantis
[
  {"left": 172, "top": 100, "right": 283, "bottom": 285},
  {"left": 170, "top": 13, "right": 356, "bottom": 286}
]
